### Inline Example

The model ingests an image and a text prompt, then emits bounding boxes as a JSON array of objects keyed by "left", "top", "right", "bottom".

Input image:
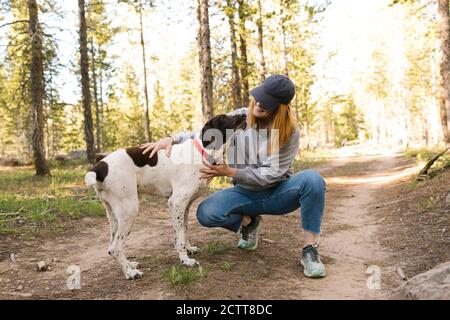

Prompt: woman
[{"left": 140, "top": 75, "right": 326, "bottom": 278}]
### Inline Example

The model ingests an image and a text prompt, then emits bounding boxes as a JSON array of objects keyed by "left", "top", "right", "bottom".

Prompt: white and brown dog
[{"left": 84, "top": 114, "right": 247, "bottom": 279}]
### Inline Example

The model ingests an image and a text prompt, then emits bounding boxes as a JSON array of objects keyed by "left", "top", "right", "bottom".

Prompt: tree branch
[
  {"left": 417, "top": 147, "right": 450, "bottom": 179},
  {"left": 0, "top": 20, "right": 29, "bottom": 29}
]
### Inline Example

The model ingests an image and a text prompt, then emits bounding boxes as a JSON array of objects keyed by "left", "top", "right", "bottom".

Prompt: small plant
[
  {"left": 426, "top": 196, "right": 437, "bottom": 210},
  {"left": 205, "top": 240, "right": 232, "bottom": 254},
  {"left": 418, "top": 195, "right": 438, "bottom": 211},
  {"left": 221, "top": 261, "right": 232, "bottom": 272},
  {"left": 164, "top": 265, "right": 207, "bottom": 288},
  {"left": 406, "top": 179, "right": 422, "bottom": 191}
]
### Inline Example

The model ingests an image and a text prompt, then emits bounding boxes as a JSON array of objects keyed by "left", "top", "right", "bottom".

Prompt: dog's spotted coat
[{"left": 85, "top": 114, "right": 247, "bottom": 279}]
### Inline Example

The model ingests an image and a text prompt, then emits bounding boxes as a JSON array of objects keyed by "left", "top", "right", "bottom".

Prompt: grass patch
[
  {"left": 164, "top": 265, "right": 208, "bottom": 288},
  {"left": 292, "top": 149, "right": 328, "bottom": 171},
  {"left": 419, "top": 195, "right": 438, "bottom": 211},
  {"left": 204, "top": 240, "right": 232, "bottom": 254},
  {"left": 0, "top": 160, "right": 104, "bottom": 237},
  {"left": 221, "top": 261, "right": 232, "bottom": 272},
  {"left": 405, "top": 179, "right": 423, "bottom": 191}
]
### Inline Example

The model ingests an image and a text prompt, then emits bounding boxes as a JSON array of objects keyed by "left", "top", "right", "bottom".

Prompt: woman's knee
[
  {"left": 196, "top": 201, "right": 212, "bottom": 226},
  {"left": 297, "top": 169, "right": 325, "bottom": 193},
  {"left": 196, "top": 198, "right": 224, "bottom": 227}
]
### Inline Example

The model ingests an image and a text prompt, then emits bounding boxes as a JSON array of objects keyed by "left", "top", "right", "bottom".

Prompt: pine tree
[
  {"left": 78, "top": 0, "right": 95, "bottom": 163},
  {"left": 224, "top": 0, "right": 243, "bottom": 109},
  {"left": 197, "top": 0, "right": 214, "bottom": 120}
]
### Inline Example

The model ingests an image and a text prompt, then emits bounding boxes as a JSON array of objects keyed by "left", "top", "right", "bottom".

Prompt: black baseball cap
[{"left": 250, "top": 74, "right": 296, "bottom": 111}]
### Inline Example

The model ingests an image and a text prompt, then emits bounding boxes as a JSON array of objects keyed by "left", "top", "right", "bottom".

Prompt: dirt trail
[
  {"left": 0, "top": 147, "right": 419, "bottom": 299},
  {"left": 306, "top": 151, "right": 418, "bottom": 299}
]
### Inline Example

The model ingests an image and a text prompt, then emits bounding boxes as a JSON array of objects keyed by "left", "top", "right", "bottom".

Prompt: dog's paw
[
  {"left": 128, "top": 261, "right": 140, "bottom": 269},
  {"left": 181, "top": 258, "right": 199, "bottom": 267},
  {"left": 125, "top": 268, "right": 143, "bottom": 280},
  {"left": 187, "top": 246, "right": 200, "bottom": 254}
]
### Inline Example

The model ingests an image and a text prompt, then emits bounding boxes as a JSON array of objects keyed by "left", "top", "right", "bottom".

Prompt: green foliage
[
  {"left": 1, "top": 0, "right": 446, "bottom": 164},
  {"left": 221, "top": 261, "right": 233, "bottom": 271},
  {"left": 150, "top": 80, "right": 172, "bottom": 141},
  {"left": 322, "top": 95, "right": 365, "bottom": 146},
  {"left": 0, "top": 162, "right": 104, "bottom": 236},
  {"left": 124, "top": 65, "right": 146, "bottom": 145},
  {"left": 164, "top": 265, "right": 208, "bottom": 288},
  {"left": 292, "top": 150, "right": 327, "bottom": 171},
  {"left": 204, "top": 240, "right": 233, "bottom": 254},
  {"left": 1, "top": 0, "right": 64, "bottom": 159},
  {"left": 333, "top": 96, "right": 364, "bottom": 146}
]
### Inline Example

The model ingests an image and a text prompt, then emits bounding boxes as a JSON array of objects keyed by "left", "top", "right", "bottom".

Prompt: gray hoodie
[{"left": 172, "top": 107, "right": 300, "bottom": 191}]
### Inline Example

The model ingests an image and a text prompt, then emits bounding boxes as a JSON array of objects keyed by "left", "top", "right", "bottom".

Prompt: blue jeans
[{"left": 196, "top": 169, "right": 326, "bottom": 234}]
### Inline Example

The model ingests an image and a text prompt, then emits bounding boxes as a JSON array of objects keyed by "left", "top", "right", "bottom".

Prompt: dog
[{"left": 84, "top": 113, "right": 247, "bottom": 279}]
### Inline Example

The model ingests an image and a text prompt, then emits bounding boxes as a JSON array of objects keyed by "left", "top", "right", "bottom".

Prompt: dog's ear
[
  {"left": 201, "top": 114, "right": 247, "bottom": 150},
  {"left": 201, "top": 115, "right": 225, "bottom": 150},
  {"left": 233, "top": 114, "right": 247, "bottom": 131}
]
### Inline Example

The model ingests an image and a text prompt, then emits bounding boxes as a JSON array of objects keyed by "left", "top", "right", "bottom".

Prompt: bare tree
[
  {"left": 225, "top": 0, "right": 243, "bottom": 109},
  {"left": 138, "top": 0, "right": 152, "bottom": 141},
  {"left": 90, "top": 38, "right": 101, "bottom": 152},
  {"left": 256, "top": 0, "right": 266, "bottom": 82},
  {"left": 438, "top": 0, "right": 450, "bottom": 143},
  {"left": 197, "top": 0, "right": 214, "bottom": 120},
  {"left": 237, "top": 0, "right": 249, "bottom": 106},
  {"left": 28, "top": 0, "right": 51, "bottom": 176},
  {"left": 79, "top": 0, "right": 95, "bottom": 163},
  {"left": 280, "top": 0, "right": 291, "bottom": 77}
]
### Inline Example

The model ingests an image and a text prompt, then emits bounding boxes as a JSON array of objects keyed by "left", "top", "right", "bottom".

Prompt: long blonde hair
[{"left": 248, "top": 97, "right": 298, "bottom": 155}]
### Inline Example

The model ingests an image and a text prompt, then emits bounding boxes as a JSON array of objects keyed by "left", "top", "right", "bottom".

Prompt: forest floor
[{"left": 0, "top": 144, "right": 449, "bottom": 299}]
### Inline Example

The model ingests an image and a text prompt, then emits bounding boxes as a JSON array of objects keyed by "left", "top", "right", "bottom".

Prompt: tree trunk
[
  {"left": 294, "top": 86, "right": 300, "bottom": 122},
  {"left": 138, "top": 0, "right": 151, "bottom": 142},
  {"left": 28, "top": 0, "right": 50, "bottom": 176},
  {"left": 225, "top": 0, "right": 242, "bottom": 109},
  {"left": 237, "top": 0, "right": 249, "bottom": 107},
  {"left": 256, "top": 0, "right": 266, "bottom": 82},
  {"left": 78, "top": 0, "right": 95, "bottom": 163},
  {"left": 99, "top": 67, "right": 105, "bottom": 120},
  {"left": 280, "top": 1, "right": 289, "bottom": 77},
  {"left": 197, "top": 0, "right": 214, "bottom": 121},
  {"left": 438, "top": 0, "right": 450, "bottom": 143},
  {"left": 90, "top": 38, "right": 101, "bottom": 152},
  {"left": 281, "top": 23, "right": 289, "bottom": 77}
]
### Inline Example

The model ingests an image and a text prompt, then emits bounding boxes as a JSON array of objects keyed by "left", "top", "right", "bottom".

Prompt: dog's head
[{"left": 201, "top": 114, "right": 247, "bottom": 151}]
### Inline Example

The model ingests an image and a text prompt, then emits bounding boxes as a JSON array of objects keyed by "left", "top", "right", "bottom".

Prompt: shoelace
[{"left": 303, "top": 245, "right": 320, "bottom": 263}]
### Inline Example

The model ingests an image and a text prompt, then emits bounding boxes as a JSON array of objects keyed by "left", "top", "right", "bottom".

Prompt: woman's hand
[
  {"left": 140, "top": 137, "right": 174, "bottom": 158},
  {"left": 200, "top": 162, "right": 237, "bottom": 181}
]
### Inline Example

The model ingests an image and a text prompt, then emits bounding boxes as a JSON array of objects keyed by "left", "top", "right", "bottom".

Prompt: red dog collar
[{"left": 193, "top": 139, "right": 217, "bottom": 165}]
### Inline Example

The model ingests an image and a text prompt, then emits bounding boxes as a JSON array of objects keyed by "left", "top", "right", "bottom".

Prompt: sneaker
[
  {"left": 300, "top": 244, "right": 326, "bottom": 278},
  {"left": 237, "top": 216, "right": 262, "bottom": 251}
]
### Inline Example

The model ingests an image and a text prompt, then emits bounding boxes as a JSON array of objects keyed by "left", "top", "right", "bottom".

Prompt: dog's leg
[
  {"left": 107, "top": 197, "right": 142, "bottom": 280},
  {"left": 169, "top": 194, "right": 199, "bottom": 267},
  {"left": 184, "top": 207, "right": 200, "bottom": 254},
  {"left": 101, "top": 199, "right": 118, "bottom": 248}
]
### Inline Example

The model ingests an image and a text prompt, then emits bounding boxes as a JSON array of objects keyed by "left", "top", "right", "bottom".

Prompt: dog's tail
[
  {"left": 85, "top": 171, "right": 98, "bottom": 189},
  {"left": 85, "top": 160, "right": 109, "bottom": 192}
]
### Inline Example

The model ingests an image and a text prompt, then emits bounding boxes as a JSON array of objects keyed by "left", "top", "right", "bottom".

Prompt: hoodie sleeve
[
  {"left": 171, "top": 130, "right": 196, "bottom": 144},
  {"left": 226, "top": 107, "right": 248, "bottom": 116}
]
